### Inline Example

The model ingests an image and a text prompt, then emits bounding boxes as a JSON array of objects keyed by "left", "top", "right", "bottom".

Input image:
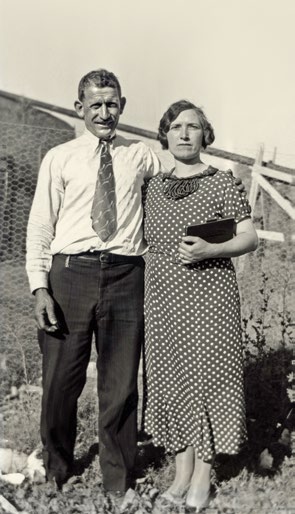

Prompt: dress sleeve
[{"left": 222, "top": 174, "right": 252, "bottom": 223}]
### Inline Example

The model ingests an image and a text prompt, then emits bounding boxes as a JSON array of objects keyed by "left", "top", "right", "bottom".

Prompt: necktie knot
[
  {"left": 100, "top": 139, "right": 109, "bottom": 148},
  {"left": 98, "top": 135, "right": 114, "bottom": 150}
]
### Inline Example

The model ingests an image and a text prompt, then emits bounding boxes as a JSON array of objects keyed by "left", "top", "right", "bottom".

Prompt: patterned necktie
[{"left": 91, "top": 139, "right": 117, "bottom": 241}]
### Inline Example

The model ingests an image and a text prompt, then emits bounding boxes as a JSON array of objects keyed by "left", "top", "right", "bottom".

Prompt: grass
[
  {"left": 1, "top": 342, "right": 294, "bottom": 513},
  {"left": 0, "top": 254, "right": 294, "bottom": 512}
]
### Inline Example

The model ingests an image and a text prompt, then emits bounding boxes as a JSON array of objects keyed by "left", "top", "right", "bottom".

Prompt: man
[
  {"left": 26, "top": 69, "right": 161, "bottom": 496},
  {"left": 26, "top": 68, "right": 245, "bottom": 496}
]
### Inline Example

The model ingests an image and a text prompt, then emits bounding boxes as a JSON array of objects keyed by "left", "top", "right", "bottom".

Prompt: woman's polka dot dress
[{"left": 143, "top": 169, "right": 251, "bottom": 460}]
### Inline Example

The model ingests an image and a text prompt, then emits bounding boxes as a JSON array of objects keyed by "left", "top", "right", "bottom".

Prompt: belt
[{"left": 62, "top": 251, "right": 144, "bottom": 265}]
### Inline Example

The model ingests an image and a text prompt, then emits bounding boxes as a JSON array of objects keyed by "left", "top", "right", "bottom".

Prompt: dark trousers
[{"left": 38, "top": 252, "right": 144, "bottom": 491}]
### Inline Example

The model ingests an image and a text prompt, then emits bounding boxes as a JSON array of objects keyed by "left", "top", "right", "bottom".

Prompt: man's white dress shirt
[{"left": 26, "top": 129, "right": 162, "bottom": 292}]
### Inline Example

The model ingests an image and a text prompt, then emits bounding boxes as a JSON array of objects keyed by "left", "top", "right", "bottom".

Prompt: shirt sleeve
[
  {"left": 222, "top": 173, "right": 252, "bottom": 223},
  {"left": 26, "top": 149, "right": 64, "bottom": 293},
  {"left": 144, "top": 146, "right": 162, "bottom": 180}
]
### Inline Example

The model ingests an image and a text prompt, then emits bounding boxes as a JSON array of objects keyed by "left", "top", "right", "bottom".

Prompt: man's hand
[
  {"left": 34, "top": 288, "right": 59, "bottom": 332},
  {"left": 224, "top": 169, "right": 246, "bottom": 194}
]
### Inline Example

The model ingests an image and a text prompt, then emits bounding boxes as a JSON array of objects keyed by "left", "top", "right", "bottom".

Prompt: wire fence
[
  {"left": 0, "top": 116, "right": 294, "bottom": 397},
  {"left": 0, "top": 120, "right": 76, "bottom": 393},
  {"left": 236, "top": 183, "right": 294, "bottom": 350}
]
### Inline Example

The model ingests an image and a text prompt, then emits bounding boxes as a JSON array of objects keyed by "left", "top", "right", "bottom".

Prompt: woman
[{"left": 143, "top": 100, "right": 258, "bottom": 512}]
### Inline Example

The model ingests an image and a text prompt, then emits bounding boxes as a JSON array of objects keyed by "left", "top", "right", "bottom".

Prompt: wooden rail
[
  {"left": 251, "top": 171, "right": 295, "bottom": 220},
  {"left": 247, "top": 145, "right": 295, "bottom": 244},
  {"left": 0, "top": 89, "right": 158, "bottom": 140},
  {"left": 1, "top": 89, "right": 295, "bottom": 173},
  {"left": 252, "top": 164, "right": 295, "bottom": 185}
]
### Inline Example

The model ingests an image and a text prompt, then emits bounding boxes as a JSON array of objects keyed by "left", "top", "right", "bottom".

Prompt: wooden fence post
[{"left": 248, "top": 144, "right": 264, "bottom": 211}]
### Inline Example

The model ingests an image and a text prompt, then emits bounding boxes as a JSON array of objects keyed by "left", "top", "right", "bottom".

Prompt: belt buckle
[{"left": 99, "top": 252, "right": 108, "bottom": 263}]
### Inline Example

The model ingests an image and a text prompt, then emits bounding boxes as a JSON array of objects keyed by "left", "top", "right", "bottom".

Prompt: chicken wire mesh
[
  {"left": 0, "top": 117, "right": 294, "bottom": 396},
  {"left": 236, "top": 183, "right": 295, "bottom": 350},
  {"left": 0, "top": 120, "right": 75, "bottom": 393}
]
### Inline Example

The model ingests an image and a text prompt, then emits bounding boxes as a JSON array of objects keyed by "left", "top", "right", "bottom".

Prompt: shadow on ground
[
  {"left": 215, "top": 346, "right": 294, "bottom": 482},
  {"left": 72, "top": 347, "right": 294, "bottom": 486},
  {"left": 73, "top": 442, "right": 99, "bottom": 477}
]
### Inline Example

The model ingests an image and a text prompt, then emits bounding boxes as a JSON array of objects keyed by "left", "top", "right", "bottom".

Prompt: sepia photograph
[{"left": 0, "top": 1, "right": 294, "bottom": 512}]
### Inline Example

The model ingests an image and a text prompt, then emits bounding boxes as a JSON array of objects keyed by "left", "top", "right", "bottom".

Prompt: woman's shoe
[
  {"left": 185, "top": 487, "right": 213, "bottom": 512},
  {"left": 160, "top": 484, "right": 189, "bottom": 506},
  {"left": 184, "top": 506, "right": 197, "bottom": 514}
]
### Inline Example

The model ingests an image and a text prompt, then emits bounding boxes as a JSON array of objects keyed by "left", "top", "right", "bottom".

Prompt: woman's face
[{"left": 166, "top": 109, "right": 204, "bottom": 163}]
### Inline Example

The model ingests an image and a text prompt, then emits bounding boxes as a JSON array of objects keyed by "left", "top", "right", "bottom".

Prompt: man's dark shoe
[
  {"left": 46, "top": 470, "right": 72, "bottom": 490},
  {"left": 106, "top": 490, "right": 126, "bottom": 510}
]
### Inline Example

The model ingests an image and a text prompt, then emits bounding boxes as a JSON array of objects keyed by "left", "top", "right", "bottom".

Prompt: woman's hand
[
  {"left": 179, "top": 219, "right": 258, "bottom": 265},
  {"left": 178, "top": 236, "right": 216, "bottom": 264}
]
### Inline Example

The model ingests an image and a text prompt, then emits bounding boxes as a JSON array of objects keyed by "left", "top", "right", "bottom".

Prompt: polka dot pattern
[{"left": 143, "top": 171, "right": 251, "bottom": 460}]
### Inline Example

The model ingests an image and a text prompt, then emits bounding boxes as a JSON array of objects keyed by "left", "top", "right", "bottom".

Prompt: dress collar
[
  {"left": 164, "top": 165, "right": 217, "bottom": 181},
  {"left": 162, "top": 165, "right": 218, "bottom": 200}
]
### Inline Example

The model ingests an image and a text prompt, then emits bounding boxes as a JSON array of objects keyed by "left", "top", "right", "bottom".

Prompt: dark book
[{"left": 186, "top": 217, "right": 235, "bottom": 243}]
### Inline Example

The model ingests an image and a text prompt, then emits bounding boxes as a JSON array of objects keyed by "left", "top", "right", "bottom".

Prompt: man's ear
[
  {"left": 120, "top": 97, "right": 126, "bottom": 115},
  {"left": 74, "top": 100, "right": 85, "bottom": 119}
]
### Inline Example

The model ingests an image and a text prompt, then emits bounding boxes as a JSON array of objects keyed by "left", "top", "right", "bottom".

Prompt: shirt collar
[{"left": 83, "top": 128, "right": 117, "bottom": 146}]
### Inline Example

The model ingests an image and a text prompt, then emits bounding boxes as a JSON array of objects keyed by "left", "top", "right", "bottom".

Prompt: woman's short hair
[
  {"left": 158, "top": 100, "right": 215, "bottom": 150},
  {"left": 78, "top": 69, "right": 122, "bottom": 101}
]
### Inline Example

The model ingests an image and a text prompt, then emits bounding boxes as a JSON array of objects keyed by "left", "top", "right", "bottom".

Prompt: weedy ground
[
  {"left": 0, "top": 249, "right": 294, "bottom": 513},
  {"left": 1, "top": 341, "right": 294, "bottom": 514}
]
